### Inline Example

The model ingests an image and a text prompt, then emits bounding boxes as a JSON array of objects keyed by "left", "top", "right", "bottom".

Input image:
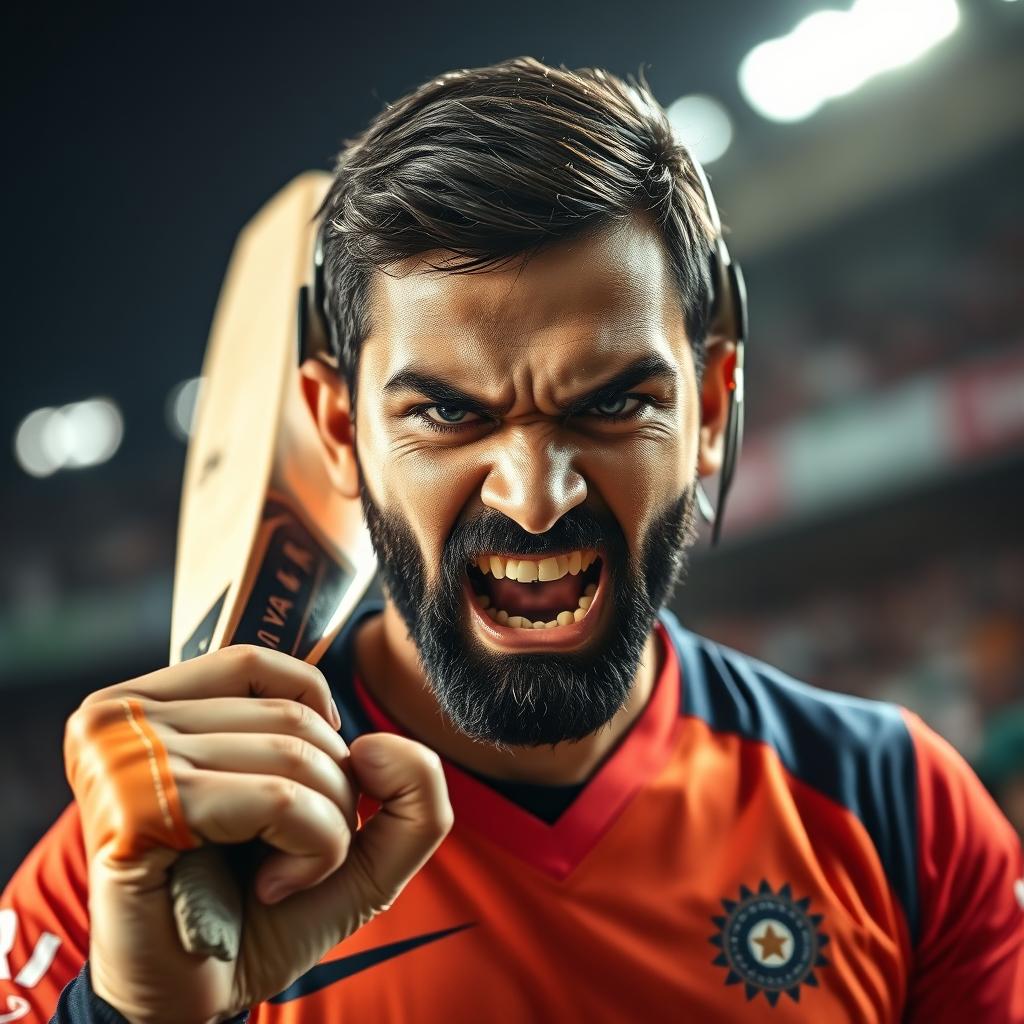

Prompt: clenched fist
[{"left": 63, "top": 644, "right": 453, "bottom": 1024}]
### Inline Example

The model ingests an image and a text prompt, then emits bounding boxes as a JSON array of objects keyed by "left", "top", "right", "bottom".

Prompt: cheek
[
  {"left": 357, "top": 402, "right": 476, "bottom": 572},
  {"left": 588, "top": 437, "right": 689, "bottom": 555},
  {"left": 589, "top": 404, "right": 697, "bottom": 555},
  {"left": 356, "top": 386, "right": 698, "bottom": 566}
]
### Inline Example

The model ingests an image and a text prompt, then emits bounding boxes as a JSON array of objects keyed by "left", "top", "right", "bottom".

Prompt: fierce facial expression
[{"left": 310, "top": 215, "right": 731, "bottom": 747}]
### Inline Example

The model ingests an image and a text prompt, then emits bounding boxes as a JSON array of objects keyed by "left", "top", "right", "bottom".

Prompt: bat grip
[
  {"left": 170, "top": 845, "right": 245, "bottom": 961},
  {"left": 170, "top": 838, "right": 274, "bottom": 960}
]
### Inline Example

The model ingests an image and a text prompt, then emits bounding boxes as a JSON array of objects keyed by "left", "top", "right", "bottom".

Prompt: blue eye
[
  {"left": 423, "top": 405, "right": 477, "bottom": 426},
  {"left": 412, "top": 393, "right": 653, "bottom": 435},
  {"left": 591, "top": 395, "right": 642, "bottom": 418}
]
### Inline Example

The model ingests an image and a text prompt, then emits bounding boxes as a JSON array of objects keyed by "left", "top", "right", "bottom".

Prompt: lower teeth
[{"left": 478, "top": 582, "right": 598, "bottom": 629}]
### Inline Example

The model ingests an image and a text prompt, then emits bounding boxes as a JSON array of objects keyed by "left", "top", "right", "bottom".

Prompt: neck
[{"left": 352, "top": 600, "right": 662, "bottom": 786}]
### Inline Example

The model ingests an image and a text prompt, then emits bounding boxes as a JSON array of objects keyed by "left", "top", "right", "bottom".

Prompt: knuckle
[
  {"left": 221, "top": 642, "right": 270, "bottom": 677},
  {"left": 65, "top": 701, "right": 94, "bottom": 736},
  {"left": 64, "top": 699, "right": 113, "bottom": 748},
  {"left": 412, "top": 797, "right": 454, "bottom": 840},
  {"left": 421, "top": 748, "right": 445, "bottom": 778},
  {"left": 280, "top": 699, "right": 312, "bottom": 732},
  {"left": 272, "top": 733, "right": 312, "bottom": 771},
  {"left": 434, "top": 798, "right": 455, "bottom": 837},
  {"left": 306, "top": 661, "right": 330, "bottom": 696},
  {"left": 266, "top": 777, "right": 300, "bottom": 813},
  {"left": 79, "top": 683, "right": 123, "bottom": 709},
  {"left": 407, "top": 743, "right": 446, "bottom": 786},
  {"left": 62, "top": 710, "right": 88, "bottom": 758}
]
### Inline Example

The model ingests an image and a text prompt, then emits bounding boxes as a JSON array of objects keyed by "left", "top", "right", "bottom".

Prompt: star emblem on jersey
[{"left": 709, "top": 880, "right": 830, "bottom": 1006}]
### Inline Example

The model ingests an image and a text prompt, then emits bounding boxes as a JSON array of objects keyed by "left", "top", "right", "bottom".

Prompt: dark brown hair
[{"left": 317, "top": 56, "right": 715, "bottom": 401}]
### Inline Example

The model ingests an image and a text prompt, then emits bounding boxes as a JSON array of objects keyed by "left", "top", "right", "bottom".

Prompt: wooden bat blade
[{"left": 168, "top": 171, "right": 377, "bottom": 960}]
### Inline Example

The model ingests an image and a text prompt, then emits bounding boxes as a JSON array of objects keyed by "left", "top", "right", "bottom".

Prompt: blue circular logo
[{"left": 710, "top": 881, "right": 830, "bottom": 1007}]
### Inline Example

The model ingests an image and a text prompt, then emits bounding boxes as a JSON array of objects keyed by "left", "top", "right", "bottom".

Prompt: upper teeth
[{"left": 474, "top": 549, "right": 598, "bottom": 582}]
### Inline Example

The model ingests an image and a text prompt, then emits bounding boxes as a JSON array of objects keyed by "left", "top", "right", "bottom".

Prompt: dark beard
[{"left": 359, "top": 482, "right": 696, "bottom": 747}]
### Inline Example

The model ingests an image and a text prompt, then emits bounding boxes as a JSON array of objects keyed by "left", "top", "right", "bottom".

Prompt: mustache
[{"left": 439, "top": 506, "right": 623, "bottom": 589}]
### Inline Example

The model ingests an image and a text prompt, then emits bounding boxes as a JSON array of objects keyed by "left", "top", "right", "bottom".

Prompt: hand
[{"left": 63, "top": 644, "right": 452, "bottom": 1024}]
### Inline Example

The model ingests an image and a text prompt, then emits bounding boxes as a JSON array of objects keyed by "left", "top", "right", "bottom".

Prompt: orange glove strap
[{"left": 66, "top": 696, "right": 200, "bottom": 861}]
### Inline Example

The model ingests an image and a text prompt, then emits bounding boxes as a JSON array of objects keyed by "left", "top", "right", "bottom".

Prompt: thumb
[
  {"left": 216, "top": 735, "right": 452, "bottom": 1008},
  {"left": 270, "top": 732, "right": 453, "bottom": 958},
  {"left": 343, "top": 733, "right": 454, "bottom": 912}
]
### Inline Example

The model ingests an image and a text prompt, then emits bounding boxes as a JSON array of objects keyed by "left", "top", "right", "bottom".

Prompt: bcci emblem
[{"left": 709, "top": 880, "right": 830, "bottom": 1006}]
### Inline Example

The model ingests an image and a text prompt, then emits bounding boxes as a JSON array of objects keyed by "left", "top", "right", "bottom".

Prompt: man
[{"left": 2, "top": 57, "right": 1022, "bottom": 1023}]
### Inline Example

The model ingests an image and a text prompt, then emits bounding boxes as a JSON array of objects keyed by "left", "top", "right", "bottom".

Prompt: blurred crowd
[
  {"left": 747, "top": 201, "right": 1024, "bottom": 433},
  {"left": 692, "top": 541, "right": 1024, "bottom": 838}
]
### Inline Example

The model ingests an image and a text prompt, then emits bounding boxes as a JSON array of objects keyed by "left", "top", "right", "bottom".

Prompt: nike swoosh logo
[{"left": 269, "top": 923, "right": 476, "bottom": 1004}]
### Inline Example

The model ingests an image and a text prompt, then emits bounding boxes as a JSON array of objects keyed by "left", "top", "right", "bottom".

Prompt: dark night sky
[
  {"left": 3, "top": 1, "right": 830, "bottom": 637},
  {"left": 3, "top": 1, "right": 801, "bottom": 489}
]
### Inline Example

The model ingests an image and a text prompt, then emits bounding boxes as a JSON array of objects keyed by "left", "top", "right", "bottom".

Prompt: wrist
[{"left": 82, "top": 961, "right": 135, "bottom": 1024}]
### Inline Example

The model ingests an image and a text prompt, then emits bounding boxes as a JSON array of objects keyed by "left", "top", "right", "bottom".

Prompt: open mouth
[{"left": 465, "top": 548, "right": 605, "bottom": 645}]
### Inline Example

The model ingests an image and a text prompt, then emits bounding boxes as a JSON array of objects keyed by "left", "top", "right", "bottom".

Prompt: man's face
[{"left": 354, "top": 216, "right": 703, "bottom": 746}]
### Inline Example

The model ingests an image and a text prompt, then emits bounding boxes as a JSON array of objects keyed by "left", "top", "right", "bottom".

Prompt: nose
[{"left": 479, "top": 428, "right": 587, "bottom": 534}]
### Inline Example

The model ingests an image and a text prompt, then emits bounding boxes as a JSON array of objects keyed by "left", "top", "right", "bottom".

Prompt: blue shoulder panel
[{"left": 657, "top": 607, "right": 920, "bottom": 944}]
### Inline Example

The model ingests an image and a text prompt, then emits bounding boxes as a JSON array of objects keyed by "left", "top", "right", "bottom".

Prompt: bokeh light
[{"left": 666, "top": 94, "right": 734, "bottom": 164}]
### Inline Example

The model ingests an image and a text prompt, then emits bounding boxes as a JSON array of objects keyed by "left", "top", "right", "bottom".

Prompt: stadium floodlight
[
  {"left": 739, "top": 0, "right": 961, "bottom": 123},
  {"left": 666, "top": 95, "right": 734, "bottom": 165},
  {"left": 14, "top": 407, "right": 61, "bottom": 478},
  {"left": 13, "top": 398, "right": 123, "bottom": 477},
  {"left": 166, "top": 376, "right": 204, "bottom": 442},
  {"left": 57, "top": 398, "right": 124, "bottom": 467}
]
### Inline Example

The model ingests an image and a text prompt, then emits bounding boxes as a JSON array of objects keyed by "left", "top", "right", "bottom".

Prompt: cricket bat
[{"left": 167, "top": 171, "right": 377, "bottom": 961}]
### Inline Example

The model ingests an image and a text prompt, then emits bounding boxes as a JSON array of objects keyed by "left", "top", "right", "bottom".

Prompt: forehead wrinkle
[
  {"left": 362, "top": 216, "right": 689, "bottom": 403},
  {"left": 369, "top": 217, "right": 677, "bottom": 334},
  {"left": 369, "top": 278, "right": 673, "bottom": 369},
  {"left": 498, "top": 328, "right": 676, "bottom": 417}
]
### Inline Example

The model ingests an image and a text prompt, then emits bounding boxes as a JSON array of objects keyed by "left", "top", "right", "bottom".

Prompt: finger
[
  {"left": 176, "top": 768, "right": 351, "bottom": 900},
  {"left": 167, "top": 732, "right": 358, "bottom": 830},
  {"left": 321, "top": 734, "right": 452, "bottom": 915},
  {"left": 149, "top": 696, "right": 350, "bottom": 769},
  {"left": 84, "top": 645, "right": 341, "bottom": 731},
  {"left": 65, "top": 696, "right": 200, "bottom": 863}
]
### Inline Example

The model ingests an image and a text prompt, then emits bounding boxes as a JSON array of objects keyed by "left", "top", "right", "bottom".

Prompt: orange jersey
[{"left": 4, "top": 605, "right": 1023, "bottom": 1022}]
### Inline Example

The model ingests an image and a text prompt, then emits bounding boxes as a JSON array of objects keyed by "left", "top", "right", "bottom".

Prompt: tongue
[{"left": 486, "top": 575, "right": 584, "bottom": 615}]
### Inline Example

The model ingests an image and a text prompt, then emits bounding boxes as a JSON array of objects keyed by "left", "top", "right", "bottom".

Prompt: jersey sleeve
[
  {"left": 1, "top": 802, "right": 90, "bottom": 1022},
  {"left": 49, "top": 961, "right": 251, "bottom": 1024},
  {"left": 901, "top": 709, "right": 1024, "bottom": 1022}
]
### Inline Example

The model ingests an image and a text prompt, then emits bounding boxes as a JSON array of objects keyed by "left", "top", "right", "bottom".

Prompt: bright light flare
[
  {"left": 166, "top": 376, "right": 203, "bottom": 442},
  {"left": 14, "top": 398, "right": 123, "bottom": 477},
  {"left": 666, "top": 94, "right": 734, "bottom": 164},
  {"left": 14, "top": 407, "right": 61, "bottom": 478},
  {"left": 739, "top": 0, "right": 960, "bottom": 123}
]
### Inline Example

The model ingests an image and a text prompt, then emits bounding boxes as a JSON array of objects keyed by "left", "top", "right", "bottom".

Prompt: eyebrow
[{"left": 382, "top": 354, "right": 677, "bottom": 418}]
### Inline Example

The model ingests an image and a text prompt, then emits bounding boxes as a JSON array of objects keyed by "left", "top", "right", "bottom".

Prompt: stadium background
[{"left": 2, "top": 0, "right": 1022, "bottom": 883}]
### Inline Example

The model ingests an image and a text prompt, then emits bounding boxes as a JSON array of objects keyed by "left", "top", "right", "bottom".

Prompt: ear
[
  {"left": 298, "top": 357, "right": 360, "bottom": 499},
  {"left": 697, "top": 337, "right": 737, "bottom": 478}
]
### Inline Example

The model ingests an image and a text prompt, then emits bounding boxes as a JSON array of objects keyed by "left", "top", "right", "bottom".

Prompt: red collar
[{"left": 353, "top": 620, "right": 683, "bottom": 880}]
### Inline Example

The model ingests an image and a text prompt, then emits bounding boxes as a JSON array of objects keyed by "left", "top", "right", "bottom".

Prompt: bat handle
[{"left": 170, "top": 845, "right": 244, "bottom": 962}]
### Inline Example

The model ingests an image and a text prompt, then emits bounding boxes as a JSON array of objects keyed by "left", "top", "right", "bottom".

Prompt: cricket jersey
[{"left": 3, "top": 604, "right": 1022, "bottom": 1022}]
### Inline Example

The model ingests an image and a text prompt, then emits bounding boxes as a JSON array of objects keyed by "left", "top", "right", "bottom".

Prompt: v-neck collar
[{"left": 325, "top": 603, "right": 683, "bottom": 880}]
